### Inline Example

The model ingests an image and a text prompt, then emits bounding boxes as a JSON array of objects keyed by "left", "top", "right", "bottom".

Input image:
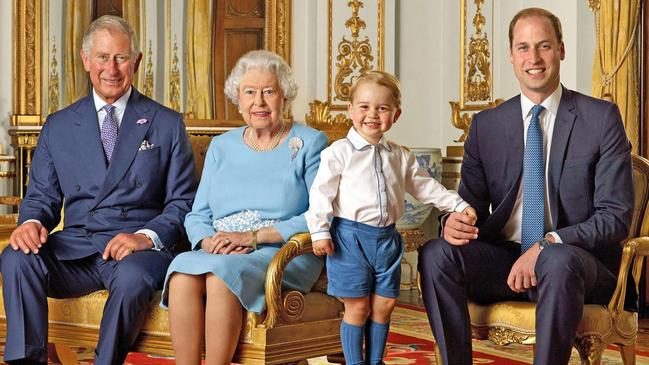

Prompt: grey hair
[
  {"left": 224, "top": 50, "right": 298, "bottom": 106},
  {"left": 82, "top": 15, "right": 140, "bottom": 57}
]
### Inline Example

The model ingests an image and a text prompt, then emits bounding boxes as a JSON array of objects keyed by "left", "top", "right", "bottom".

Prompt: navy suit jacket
[
  {"left": 19, "top": 88, "right": 197, "bottom": 260},
  {"left": 460, "top": 87, "right": 633, "bottom": 280}
]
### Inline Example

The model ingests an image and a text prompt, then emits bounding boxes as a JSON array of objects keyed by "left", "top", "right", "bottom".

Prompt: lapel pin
[{"left": 136, "top": 118, "right": 148, "bottom": 125}]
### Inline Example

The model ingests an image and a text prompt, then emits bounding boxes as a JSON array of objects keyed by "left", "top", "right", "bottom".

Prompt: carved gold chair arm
[
  {"left": 608, "top": 237, "right": 649, "bottom": 315},
  {"left": 263, "top": 232, "right": 314, "bottom": 328},
  {"left": 0, "top": 196, "right": 21, "bottom": 206}
]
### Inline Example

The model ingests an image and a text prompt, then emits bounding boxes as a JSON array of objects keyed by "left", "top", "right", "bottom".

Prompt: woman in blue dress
[{"left": 162, "top": 50, "right": 328, "bottom": 364}]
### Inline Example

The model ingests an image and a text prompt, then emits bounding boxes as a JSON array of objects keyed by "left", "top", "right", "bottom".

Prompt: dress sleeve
[
  {"left": 273, "top": 131, "right": 329, "bottom": 241},
  {"left": 184, "top": 138, "right": 219, "bottom": 249}
]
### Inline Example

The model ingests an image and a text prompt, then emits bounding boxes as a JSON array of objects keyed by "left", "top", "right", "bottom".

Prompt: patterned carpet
[{"left": 3, "top": 304, "right": 649, "bottom": 364}]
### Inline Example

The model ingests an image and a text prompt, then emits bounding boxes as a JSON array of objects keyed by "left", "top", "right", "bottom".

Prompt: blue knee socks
[
  {"left": 340, "top": 320, "right": 364, "bottom": 365},
  {"left": 365, "top": 319, "right": 390, "bottom": 365}
]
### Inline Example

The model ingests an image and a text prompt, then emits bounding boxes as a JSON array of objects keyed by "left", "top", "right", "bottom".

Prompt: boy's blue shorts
[{"left": 326, "top": 217, "right": 404, "bottom": 299}]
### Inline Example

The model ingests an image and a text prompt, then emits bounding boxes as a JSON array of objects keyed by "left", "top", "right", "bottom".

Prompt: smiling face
[
  {"left": 509, "top": 15, "right": 564, "bottom": 104},
  {"left": 238, "top": 68, "right": 286, "bottom": 131},
  {"left": 348, "top": 81, "right": 401, "bottom": 145},
  {"left": 81, "top": 28, "right": 141, "bottom": 104}
]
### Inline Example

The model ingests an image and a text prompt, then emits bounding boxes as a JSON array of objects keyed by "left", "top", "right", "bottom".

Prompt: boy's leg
[
  {"left": 341, "top": 297, "right": 370, "bottom": 365},
  {"left": 365, "top": 294, "right": 397, "bottom": 365}
]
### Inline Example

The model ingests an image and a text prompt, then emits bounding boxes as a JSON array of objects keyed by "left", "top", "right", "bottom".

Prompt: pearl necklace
[{"left": 246, "top": 122, "right": 288, "bottom": 152}]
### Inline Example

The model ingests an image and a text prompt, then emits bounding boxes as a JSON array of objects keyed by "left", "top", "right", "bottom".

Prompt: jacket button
[
  {"left": 136, "top": 182, "right": 143, "bottom": 188},
  {"left": 89, "top": 210, "right": 95, "bottom": 215},
  {"left": 75, "top": 185, "right": 80, "bottom": 191},
  {"left": 120, "top": 211, "right": 127, "bottom": 217}
]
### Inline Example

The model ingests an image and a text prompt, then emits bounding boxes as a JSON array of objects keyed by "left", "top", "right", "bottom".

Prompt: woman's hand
[
  {"left": 313, "top": 239, "right": 334, "bottom": 256},
  {"left": 202, "top": 232, "right": 253, "bottom": 255}
]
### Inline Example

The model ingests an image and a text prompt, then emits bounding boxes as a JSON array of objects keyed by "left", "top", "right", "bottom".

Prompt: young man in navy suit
[
  {"left": 418, "top": 8, "right": 634, "bottom": 365},
  {"left": 0, "top": 15, "right": 196, "bottom": 365}
]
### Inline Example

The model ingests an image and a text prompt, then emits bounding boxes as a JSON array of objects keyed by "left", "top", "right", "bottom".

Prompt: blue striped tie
[{"left": 521, "top": 104, "right": 545, "bottom": 253}]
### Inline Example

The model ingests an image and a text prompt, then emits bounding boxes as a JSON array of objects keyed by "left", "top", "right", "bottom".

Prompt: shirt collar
[
  {"left": 520, "top": 84, "right": 562, "bottom": 120},
  {"left": 346, "top": 127, "right": 392, "bottom": 151},
  {"left": 92, "top": 86, "right": 132, "bottom": 113}
]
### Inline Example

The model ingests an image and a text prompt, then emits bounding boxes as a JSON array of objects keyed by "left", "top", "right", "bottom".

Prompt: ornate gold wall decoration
[
  {"left": 169, "top": 36, "right": 181, "bottom": 112},
  {"left": 48, "top": 36, "right": 60, "bottom": 114},
  {"left": 450, "top": 0, "right": 503, "bottom": 142},
  {"left": 588, "top": 0, "right": 601, "bottom": 11},
  {"left": 328, "top": 0, "right": 384, "bottom": 110},
  {"left": 333, "top": 0, "right": 373, "bottom": 102},
  {"left": 13, "top": 0, "right": 41, "bottom": 125},
  {"left": 142, "top": 41, "right": 154, "bottom": 98},
  {"left": 465, "top": 0, "right": 490, "bottom": 102}
]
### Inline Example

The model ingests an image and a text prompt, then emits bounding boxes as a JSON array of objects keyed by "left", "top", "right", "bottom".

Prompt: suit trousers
[
  {"left": 0, "top": 244, "right": 172, "bottom": 365},
  {"left": 417, "top": 238, "right": 617, "bottom": 365}
]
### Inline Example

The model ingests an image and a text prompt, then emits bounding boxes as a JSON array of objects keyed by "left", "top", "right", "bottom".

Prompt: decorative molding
[
  {"left": 169, "top": 36, "right": 181, "bottom": 112},
  {"left": 227, "top": 0, "right": 262, "bottom": 17},
  {"left": 328, "top": 0, "right": 384, "bottom": 110},
  {"left": 449, "top": 0, "right": 503, "bottom": 142},
  {"left": 13, "top": 0, "right": 42, "bottom": 122},
  {"left": 588, "top": 0, "right": 600, "bottom": 12},
  {"left": 305, "top": 100, "right": 352, "bottom": 143},
  {"left": 48, "top": 36, "right": 60, "bottom": 114},
  {"left": 143, "top": 40, "right": 154, "bottom": 98}
]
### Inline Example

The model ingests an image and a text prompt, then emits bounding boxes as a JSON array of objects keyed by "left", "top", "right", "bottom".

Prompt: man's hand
[
  {"left": 313, "top": 239, "right": 334, "bottom": 256},
  {"left": 443, "top": 207, "right": 478, "bottom": 246},
  {"left": 102, "top": 233, "right": 153, "bottom": 261},
  {"left": 10, "top": 222, "right": 48, "bottom": 254},
  {"left": 507, "top": 243, "right": 541, "bottom": 292}
]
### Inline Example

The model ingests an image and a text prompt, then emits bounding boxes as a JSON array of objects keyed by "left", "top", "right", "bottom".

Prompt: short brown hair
[
  {"left": 350, "top": 70, "right": 402, "bottom": 108},
  {"left": 509, "top": 8, "right": 563, "bottom": 48}
]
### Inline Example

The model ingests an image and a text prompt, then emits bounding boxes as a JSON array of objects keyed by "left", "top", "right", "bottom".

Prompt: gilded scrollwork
[
  {"left": 48, "top": 37, "right": 60, "bottom": 114},
  {"left": 169, "top": 36, "right": 181, "bottom": 112},
  {"left": 588, "top": 0, "right": 600, "bottom": 12},
  {"left": 305, "top": 100, "right": 352, "bottom": 142},
  {"left": 465, "top": 0, "right": 490, "bottom": 102},
  {"left": 450, "top": 99, "right": 503, "bottom": 142},
  {"left": 332, "top": 0, "right": 374, "bottom": 103},
  {"left": 574, "top": 335, "right": 605, "bottom": 363},
  {"left": 143, "top": 40, "right": 154, "bottom": 98},
  {"left": 475, "top": 326, "right": 533, "bottom": 345}
]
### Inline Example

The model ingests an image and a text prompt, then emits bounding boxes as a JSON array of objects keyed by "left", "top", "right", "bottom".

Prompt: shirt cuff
[
  {"left": 453, "top": 201, "right": 469, "bottom": 213},
  {"left": 23, "top": 219, "right": 42, "bottom": 226},
  {"left": 135, "top": 229, "right": 163, "bottom": 250},
  {"left": 311, "top": 230, "right": 332, "bottom": 242},
  {"left": 546, "top": 231, "right": 562, "bottom": 244}
]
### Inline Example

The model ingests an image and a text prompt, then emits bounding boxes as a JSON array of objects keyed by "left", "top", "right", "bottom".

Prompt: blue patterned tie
[
  {"left": 101, "top": 104, "right": 118, "bottom": 162},
  {"left": 521, "top": 104, "right": 545, "bottom": 253}
]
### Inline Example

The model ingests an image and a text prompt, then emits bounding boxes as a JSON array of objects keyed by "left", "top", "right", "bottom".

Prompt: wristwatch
[{"left": 538, "top": 238, "right": 552, "bottom": 251}]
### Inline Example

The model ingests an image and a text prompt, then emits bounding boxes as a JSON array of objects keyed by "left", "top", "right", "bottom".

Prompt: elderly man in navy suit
[
  {"left": 418, "top": 7, "right": 634, "bottom": 365},
  {"left": 0, "top": 15, "right": 196, "bottom": 365}
]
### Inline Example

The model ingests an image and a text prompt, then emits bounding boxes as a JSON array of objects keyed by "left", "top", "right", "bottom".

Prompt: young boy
[{"left": 305, "top": 70, "right": 476, "bottom": 365}]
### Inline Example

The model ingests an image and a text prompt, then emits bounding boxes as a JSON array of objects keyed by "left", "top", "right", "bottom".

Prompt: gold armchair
[{"left": 461, "top": 154, "right": 649, "bottom": 365}]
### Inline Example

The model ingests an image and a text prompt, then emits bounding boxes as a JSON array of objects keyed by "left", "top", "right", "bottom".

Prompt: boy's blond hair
[{"left": 350, "top": 70, "right": 401, "bottom": 108}]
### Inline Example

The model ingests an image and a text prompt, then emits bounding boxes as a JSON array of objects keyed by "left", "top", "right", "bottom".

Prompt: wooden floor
[{"left": 397, "top": 288, "right": 649, "bottom": 352}]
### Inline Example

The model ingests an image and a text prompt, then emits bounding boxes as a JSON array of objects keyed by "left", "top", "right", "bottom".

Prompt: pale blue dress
[{"left": 161, "top": 124, "right": 328, "bottom": 313}]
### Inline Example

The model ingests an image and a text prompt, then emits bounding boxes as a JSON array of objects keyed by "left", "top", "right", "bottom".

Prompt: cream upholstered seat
[
  {"left": 444, "top": 154, "right": 649, "bottom": 365},
  {"left": 0, "top": 133, "right": 346, "bottom": 365}
]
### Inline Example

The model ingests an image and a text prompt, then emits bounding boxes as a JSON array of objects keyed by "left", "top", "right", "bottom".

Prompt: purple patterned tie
[{"left": 101, "top": 104, "right": 118, "bottom": 162}]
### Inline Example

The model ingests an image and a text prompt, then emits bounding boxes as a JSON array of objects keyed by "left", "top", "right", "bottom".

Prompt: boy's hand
[
  {"left": 313, "top": 239, "right": 334, "bottom": 256},
  {"left": 462, "top": 206, "right": 477, "bottom": 220}
]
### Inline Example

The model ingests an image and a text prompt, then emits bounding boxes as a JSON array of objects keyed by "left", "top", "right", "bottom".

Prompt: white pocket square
[{"left": 138, "top": 140, "right": 156, "bottom": 151}]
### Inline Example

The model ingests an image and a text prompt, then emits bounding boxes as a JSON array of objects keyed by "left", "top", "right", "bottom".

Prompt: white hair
[
  {"left": 82, "top": 15, "right": 139, "bottom": 57},
  {"left": 224, "top": 50, "right": 298, "bottom": 106}
]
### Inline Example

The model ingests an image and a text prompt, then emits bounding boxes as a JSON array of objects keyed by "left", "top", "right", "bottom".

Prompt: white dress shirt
[
  {"left": 306, "top": 127, "right": 468, "bottom": 241},
  {"left": 501, "top": 84, "right": 563, "bottom": 244},
  {"left": 26, "top": 87, "right": 164, "bottom": 250}
]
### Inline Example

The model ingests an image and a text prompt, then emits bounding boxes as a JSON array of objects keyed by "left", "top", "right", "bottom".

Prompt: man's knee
[
  {"left": 536, "top": 244, "right": 583, "bottom": 282},
  {"left": 0, "top": 246, "right": 44, "bottom": 278},
  {"left": 418, "top": 238, "right": 457, "bottom": 275}
]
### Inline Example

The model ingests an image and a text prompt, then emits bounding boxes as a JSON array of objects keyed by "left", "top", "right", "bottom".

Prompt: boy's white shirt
[{"left": 306, "top": 127, "right": 468, "bottom": 241}]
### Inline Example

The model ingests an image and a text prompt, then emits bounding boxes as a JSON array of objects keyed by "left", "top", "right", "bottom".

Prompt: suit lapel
[
  {"left": 91, "top": 89, "right": 153, "bottom": 209},
  {"left": 71, "top": 97, "right": 108, "bottom": 187},
  {"left": 548, "top": 87, "right": 577, "bottom": 228}
]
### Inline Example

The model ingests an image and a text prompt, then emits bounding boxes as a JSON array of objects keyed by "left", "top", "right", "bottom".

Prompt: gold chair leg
[
  {"left": 573, "top": 337, "right": 605, "bottom": 365},
  {"left": 433, "top": 342, "right": 442, "bottom": 365},
  {"left": 619, "top": 342, "right": 636, "bottom": 365},
  {"left": 47, "top": 342, "right": 80, "bottom": 365}
]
